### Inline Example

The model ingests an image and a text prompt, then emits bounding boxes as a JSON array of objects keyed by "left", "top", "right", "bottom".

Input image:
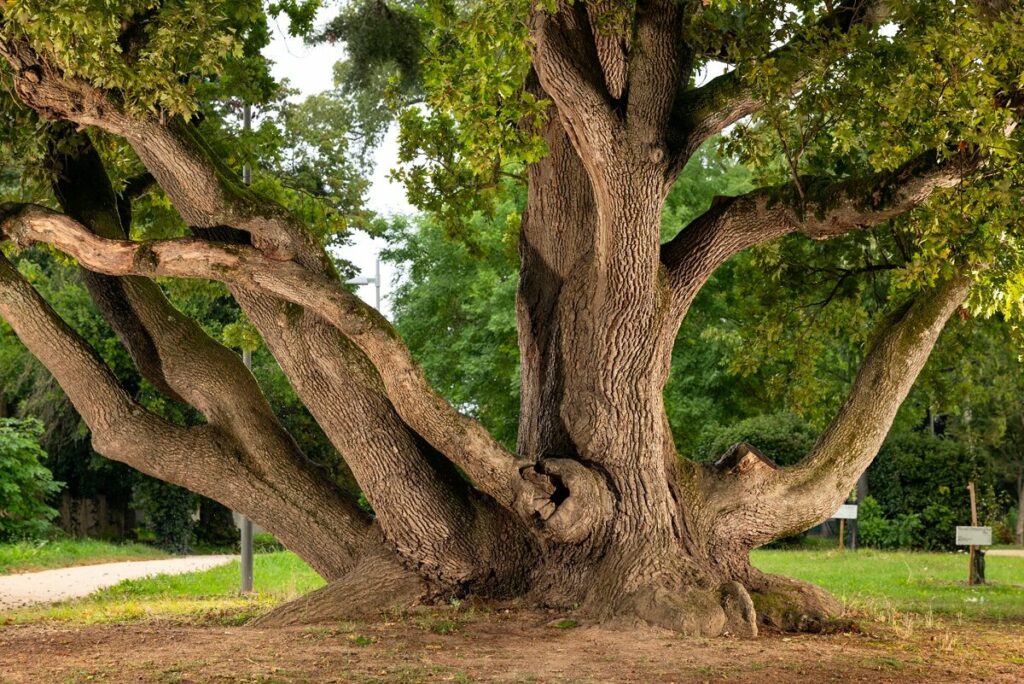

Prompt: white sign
[
  {"left": 832, "top": 504, "right": 858, "bottom": 520},
  {"left": 956, "top": 526, "right": 992, "bottom": 546}
]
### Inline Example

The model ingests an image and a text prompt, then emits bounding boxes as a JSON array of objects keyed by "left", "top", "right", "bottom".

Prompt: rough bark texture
[{"left": 0, "top": 0, "right": 1007, "bottom": 635}]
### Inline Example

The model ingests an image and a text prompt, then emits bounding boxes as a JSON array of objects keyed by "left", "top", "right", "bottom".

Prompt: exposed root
[
  {"left": 598, "top": 581, "right": 758, "bottom": 638},
  {"left": 253, "top": 549, "right": 426, "bottom": 628},
  {"left": 719, "top": 580, "right": 758, "bottom": 637},
  {"left": 746, "top": 570, "right": 847, "bottom": 633}
]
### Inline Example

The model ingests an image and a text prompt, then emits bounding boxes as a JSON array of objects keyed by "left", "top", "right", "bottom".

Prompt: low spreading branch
[
  {"left": 0, "top": 248, "right": 372, "bottom": 576},
  {"left": 0, "top": 203, "right": 526, "bottom": 511},
  {"left": 701, "top": 275, "right": 972, "bottom": 554}
]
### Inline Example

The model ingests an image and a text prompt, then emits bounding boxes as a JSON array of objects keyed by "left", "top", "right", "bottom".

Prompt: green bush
[
  {"left": 0, "top": 418, "right": 63, "bottom": 541},
  {"left": 857, "top": 496, "right": 924, "bottom": 549},
  {"left": 867, "top": 431, "right": 996, "bottom": 550},
  {"left": 692, "top": 412, "right": 817, "bottom": 466},
  {"left": 132, "top": 478, "right": 197, "bottom": 554}
]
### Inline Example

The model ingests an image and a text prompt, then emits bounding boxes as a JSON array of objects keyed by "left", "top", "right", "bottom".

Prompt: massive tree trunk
[{"left": 0, "top": 0, "right": 1006, "bottom": 636}]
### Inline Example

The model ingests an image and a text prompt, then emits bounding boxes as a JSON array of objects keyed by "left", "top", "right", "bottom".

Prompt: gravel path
[
  {"left": 0, "top": 555, "right": 236, "bottom": 610},
  {"left": 987, "top": 549, "right": 1024, "bottom": 557}
]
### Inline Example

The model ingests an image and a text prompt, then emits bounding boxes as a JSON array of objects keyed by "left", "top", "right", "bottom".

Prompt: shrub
[
  {"left": 857, "top": 496, "right": 923, "bottom": 549},
  {"left": 132, "top": 478, "right": 197, "bottom": 554},
  {"left": 867, "top": 431, "right": 997, "bottom": 550},
  {"left": 0, "top": 418, "right": 63, "bottom": 541},
  {"left": 692, "top": 412, "right": 817, "bottom": 466}
]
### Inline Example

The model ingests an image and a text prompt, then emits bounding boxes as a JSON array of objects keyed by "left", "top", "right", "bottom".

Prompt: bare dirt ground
[
  {"left": 0, "top": 556, "right": 236, "bottom": 610},
  {"left": 0, "top": 608, "right": 1021, "bottom": 683}
]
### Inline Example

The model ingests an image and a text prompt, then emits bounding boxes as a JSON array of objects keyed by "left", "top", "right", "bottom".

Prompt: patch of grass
[
  {"left": 0, "top": 538, "right": 169, "bottom": 574},
  {"left": 350, "top": 634, "right": 374, "bottom": 646},
  {"left": 752, "top": 548, "right": 1024, "bottom": 620},
  {"left": 550, "top": 618, "right": 579, "bottom": 629},
  {"left": 2, "top": 551, "right": 324, "bottom": 625}
]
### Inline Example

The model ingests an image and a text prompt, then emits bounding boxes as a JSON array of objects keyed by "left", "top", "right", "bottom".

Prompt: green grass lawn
[
  {"left": 0, "top": 539, "right": 169, "bottom": 574},
  {"left": 752, "top": 548, "right": 1024, "bottom": 620},
  {"left": 4, "top": 547, "right": 1022, "bottom": 625},
  {"left": 1, "top": 551, "right": 324, "bottom": 625}
]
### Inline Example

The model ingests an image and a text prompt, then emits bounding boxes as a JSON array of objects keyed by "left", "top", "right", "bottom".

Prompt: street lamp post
[
  {"left": 347, "top": 259, "right": 381, "bottom": 311},
  {"left": 239, "top": 102, "right": 254, "bottom": 594}
]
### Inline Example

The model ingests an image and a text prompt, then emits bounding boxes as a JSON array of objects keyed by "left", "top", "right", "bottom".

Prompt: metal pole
[
  {"left": 239, "top": 102, "right": 255, "bottom": 595},
  {"left": 375, "top": 258, "right": 381, "bottom": 312},
  {"left": 240, "top": 347, "right": 254, "bottom": 593},
  {"left": 242, "top": 103, "right": 252, "bottom": 187}
]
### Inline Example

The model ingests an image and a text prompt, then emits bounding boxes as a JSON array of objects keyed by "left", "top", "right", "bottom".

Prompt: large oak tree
[{"left": 0, "top": 0, "right": 1022, "bottom": 636}]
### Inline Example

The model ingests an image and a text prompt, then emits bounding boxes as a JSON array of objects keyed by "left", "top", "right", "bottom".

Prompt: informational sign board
[
  {"left": 955, "top": 526, "right": 992, "bottom": 546},
  {"left": 832, "top": 504, "right": 858, "bottom": 520}
]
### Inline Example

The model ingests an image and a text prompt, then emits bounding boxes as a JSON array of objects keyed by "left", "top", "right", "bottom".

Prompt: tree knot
[
  {"left": 714, "top": 443, "right": 777, "bottom": 477},
  {"left": 515, "top": 458, "right": 613, "bottom": 544},
  {"left": 19, "top": 65, "right": 43, "bottom": 84}
]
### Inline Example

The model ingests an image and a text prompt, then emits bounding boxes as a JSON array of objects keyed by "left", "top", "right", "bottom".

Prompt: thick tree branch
[
  {"left": 529, "top": 2, "right": 622, "bottom": 177},
  {"left": 0, "top": 36, "right": 326, "bottom": 269},
  {"left": 0, "top": 204, "right": 527, "bottom": 512},
  {"left": 660, "top": 150, "right": 972, "bottom": 328},
  {"left": 624, "top": 0, "right": 686, "bottom": 144},
  {"left": 701, "top": 275, "right": 971, "bottom": 553}
]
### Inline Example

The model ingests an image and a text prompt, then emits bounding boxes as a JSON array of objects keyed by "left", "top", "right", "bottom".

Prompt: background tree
[{"left": 0, "top": 0, "right": 1021, "bottom": 638}]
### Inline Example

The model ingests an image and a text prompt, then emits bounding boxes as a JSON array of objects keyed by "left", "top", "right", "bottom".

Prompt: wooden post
[
  {"left": 838, "top": 518, "right": 845, "bottom": 551},
  {"left": 967, "top": 481, "right": 985, "bottom": 585}
]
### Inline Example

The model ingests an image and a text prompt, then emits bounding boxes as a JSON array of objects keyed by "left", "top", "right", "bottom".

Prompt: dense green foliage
[
  {"left": 866, "top": 433, "right": 1000, "bottom": 550},
  {"left": 0, "top": 418, "right": 62, "bottom": 541},
  {"left": 857, "top": 496, "right": 925, "bottom": 550},
  {"left": 692, "top": 413, "right": 817, "bottom": 467},
  {"left": 385, "top": 187, "right": 522, "bottom": 448},
  {"left": 131, "top": 479, "right": 197, "bottom": 554}
]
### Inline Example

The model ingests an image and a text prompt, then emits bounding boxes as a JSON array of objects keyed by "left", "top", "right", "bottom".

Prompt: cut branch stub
[
  {"left": 714, "top": 443, "right": 778, "bottom": 477},
  {"left": 516, "top": 458, "right": 613, "bottom": 544}
]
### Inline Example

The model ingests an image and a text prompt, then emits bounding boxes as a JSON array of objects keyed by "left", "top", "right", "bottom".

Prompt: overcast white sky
[{"left": 263, "top": 12, "right": 409, "bottom": 315}]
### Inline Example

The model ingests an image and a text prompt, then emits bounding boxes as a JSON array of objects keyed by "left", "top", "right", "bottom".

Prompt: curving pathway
[{"left": 0, "top": 555, "right": 236, "bottom": 610}]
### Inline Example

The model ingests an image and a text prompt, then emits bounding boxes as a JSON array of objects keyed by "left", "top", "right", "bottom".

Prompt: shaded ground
[
  {"left": 0, "top": 556, "right": 235, "bottom": 610},
  {"left": 0, "top": 607, "right": 1021, "bottom": 683}
]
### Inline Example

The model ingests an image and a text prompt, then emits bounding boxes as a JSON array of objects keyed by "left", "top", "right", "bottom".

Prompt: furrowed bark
[{"left": 0, "top": 249, "right": 373, "bottom": 575}]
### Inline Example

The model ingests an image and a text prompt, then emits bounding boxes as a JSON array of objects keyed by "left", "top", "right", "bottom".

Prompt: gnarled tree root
[
  {"left": 253, "top": 549, "right": 427, "bottom": 628},
  {"left": 603, "top": 581, "right": 758, "bottom": 638},
  {"left": 746, "top": 570, "right": 849, "bottom": 633}
]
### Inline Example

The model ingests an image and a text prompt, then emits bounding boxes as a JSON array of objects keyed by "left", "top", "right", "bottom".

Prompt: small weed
[
  {"left": 429, "top": 619, "right": 459, "bottom": 635},
  {"left": 550, "top": 618, "right": 578, "bottom": 629},
  {"left": 350, "top": 634, "right": 374, "bottom": 646}
]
